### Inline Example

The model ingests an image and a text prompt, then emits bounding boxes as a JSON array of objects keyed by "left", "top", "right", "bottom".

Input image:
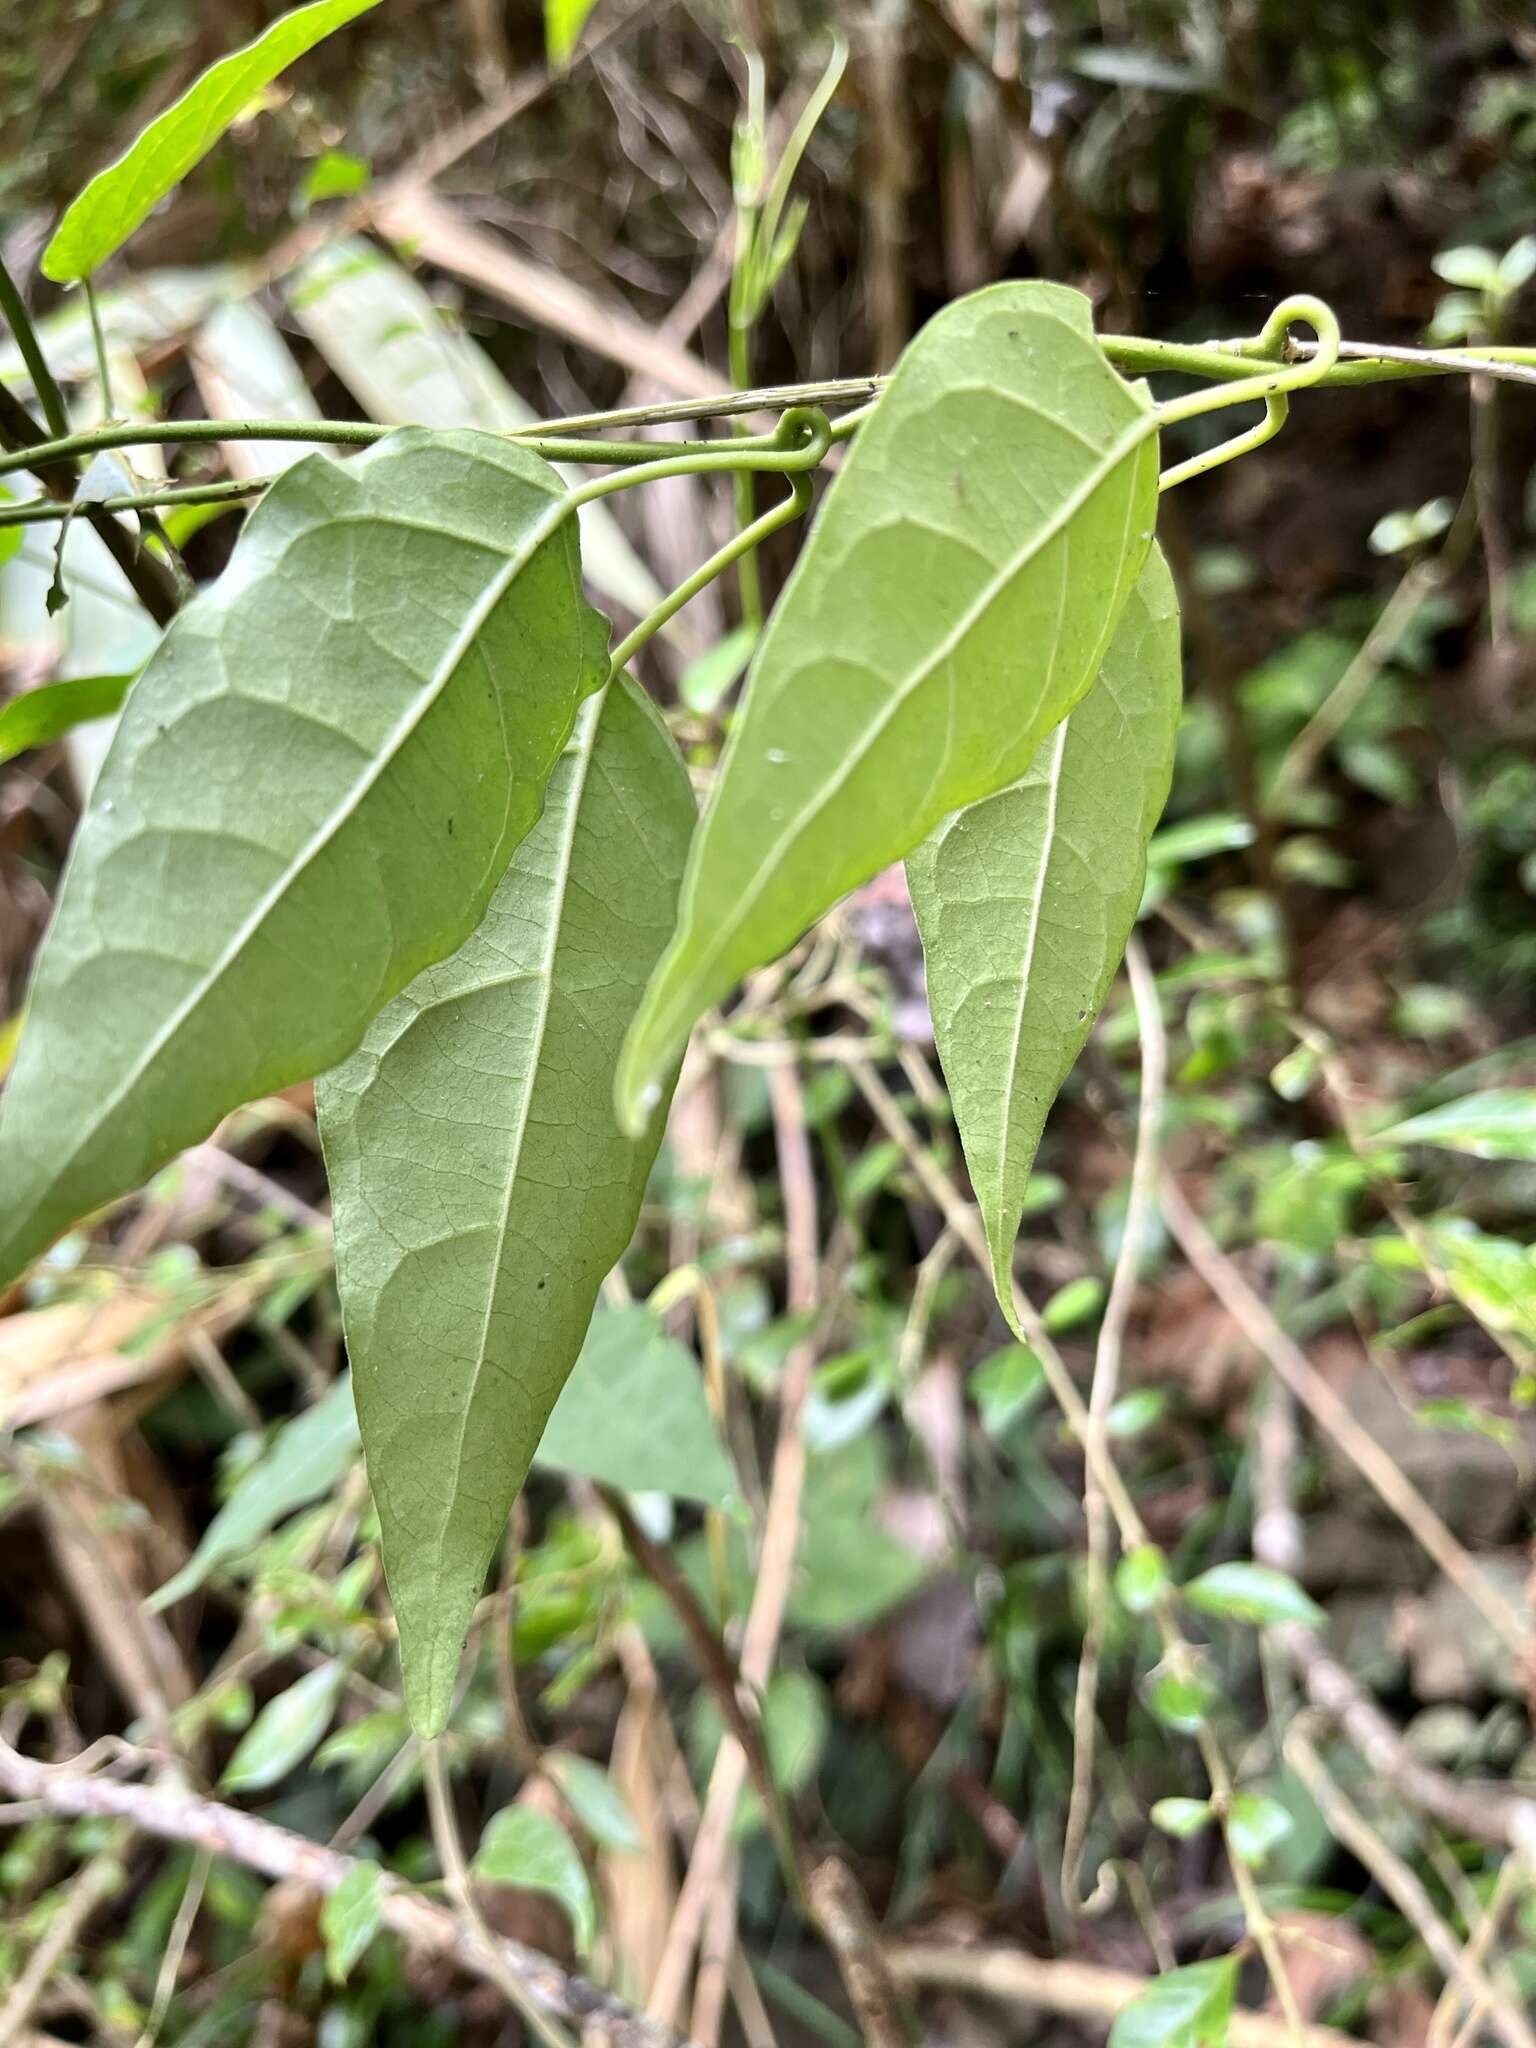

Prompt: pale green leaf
[
  {"left": 0, "top": 430, "right": 606, "bottom": 1286},
  {"left": 1424, "top": 1221, "right": 1536, "bottom": 1350},
  {"left": 1115, "top": 1544, "right": 1169, "bottom": 1615},
  {"left": 0, "top": 672, "right": 135, "bottom": 767},
  {"left": 538, "top": 1306, "right": 736, "bottom": 1510},
  {"left": 221, "top": 1661, "right": 346, "bottom": 1792},
  {"left": 43, "top": 0, "right": 382, "bottom": 282},
  {"left": 1227, "top": 1791, "right": 1294, "bottom": 1868},
  {"left": 617, "top": 280, "right": 1160, "bottom": 1131},
  {"left": 1109, "top": 1958, "right": 1236, "bottom": 2048},
  {"left": 289, "top": 237, "right": 663, "bottom": 622},
  {"left": 318, "top": 679, "right": 693, "bottom": 1738},
  {"left": 908, "top": 549, "right": 1180, "bottom": 1307},
  {"left": 320, "top": 1861, "right": 384, "bottom": 1982},
  {"left": 680, "top": 623, "right": 758, "bottom": 714},
  {"left": 1377, "top": 1089, "right": 1536, "bottom": 1162},
  {"left": 473, "top": 1807, "right": 595, "bottom": 1954},
  {"left": 545, "top": 1754, "right": 642, "bottom": 1852},
  {"left": 1183, "top": 1561, "right": 1324, "bottom": 1629},
  {"left": 1150, "top": 1797, "right": 1212, "bottom": 1839},
  {"left": 1145, "top": 1666, "right": 1217, "bottom": 1733},
  {"left": 546, "top": 0, "right": 600, "bottom": 64},
  {"left": 149, "top": 1375, "right": 359, "bottom": 1612}
]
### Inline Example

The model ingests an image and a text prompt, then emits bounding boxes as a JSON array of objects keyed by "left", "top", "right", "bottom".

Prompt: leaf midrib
[
  {"left": 992, "top": 717, "right": 1068, "bottom": 1264},
  {"left": 38, "top": 471, "right": 574, "bottom": 1209},
  {"left": 422, "top": 691, "right": 605, "bottom": 1596}
]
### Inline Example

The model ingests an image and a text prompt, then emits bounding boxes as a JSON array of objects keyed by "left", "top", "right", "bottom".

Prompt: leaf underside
[
  {"left": 318, "top": 677, "right": 694, "bottom": 1736},
  {"left": 616, "top": 278, "right": 1159, "bottom": 1131},
  {"left": 908, "top": 545, "right": 1182, "bottom": 1311},
  {"left": 43, "top": 0, "right": 382, "bottom": 283},
  {"left": 0, "top": 428, "right": 606, "bottom": 1286}
]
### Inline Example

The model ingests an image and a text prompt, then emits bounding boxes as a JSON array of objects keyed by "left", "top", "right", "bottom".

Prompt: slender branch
[
  {"left": 423, "top": 1745, "right": 575, "bottom": 2048},
  {"left": 0, "top": 375, "right": 180, "bottom": 627},
  {"left": 0, "top": 1828, "right": 128, "bottom": 2040},
  {"left": 886, "top": 1943, "right": 1354, "bottom": 2048},
  {"left": 1160, "top": 1174, "right": 1530, "bottom": 1655},
  {"left": 0, "top": 1738, "right": 687, "bottom": 2048},
  {"left": 600, "top": 1486, "right": 800, "bottom": 1896},
  {"left": 0, "top": 253, "right": 69, "bottom": 440},
  {"left": 1062, "top": 934, "right": 1166, "bottom": 1916},
  {"left": 1285, "top": 1730, "right": 1536, "bottom": 2048},
  {"left": 0, "top": 475, "right": 269, "bottom": 529},
  {"left": 807, "top": 1858, "right": 913, "bottom": 2048}
]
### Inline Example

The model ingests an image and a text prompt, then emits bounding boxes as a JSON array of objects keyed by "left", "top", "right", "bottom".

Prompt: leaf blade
[
  {"left": 907, "top": 546, "right": 1181, "bottom": 1308},
  {"left": 318, "top": 678, "right": 694, "bottom": 1736},
  {"left": 0, "top": 429, "right": 606, "bottom": 1285},
  {"left": 43, "top": 0, "right": 382, "bottom": 282},
  {"left": 616, "top": 280, "right": 1159, "bottom": 1131},
  {"left": 0, "top": 672, "right": 135, "bottom": 766}
]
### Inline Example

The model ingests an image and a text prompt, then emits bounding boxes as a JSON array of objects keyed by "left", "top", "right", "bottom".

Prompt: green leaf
[
  {"left": 906, "top": 547, "right": 1179, "bottom": 1307},
  {"left": 971, "top": 1344, "right": 1047, "bottom": 1435},
  {"left": 1109, "top": 1958, "right": 1236, "bottom": 2048},
  {"left": 1183, "top": 1562, "right": 1324, "bottom": 1630},
  {"left": 545, "top": 0, "right": 600, "bottom": 64},
  {"left": 473, "top": 1807, "right": 595, "bottom": 1954},
  {"left": 300, "top": 149, "right": 372, "bottom": 210},
  {"left": 617, "top": 280, "right": 1159, "bottom": 1132},
  {"left": 1115, "top": 1544, "right": 1169, "bottom": 1615},
  {"left": 0, "top": 430, "right": 606, "bottom": 1287},
  {"left": 1376, "top": 1089, "right": 1536, "bottom": 1162},
  {"left": 538, "top": 1305, "right": 737, "bottom": 1510},
  {"left": 0, "top": 672, "right": 135, "bottom": 767},
  {"left": 544, "top": 1754, "right": 641, "bottom": 1852},
  {"left": 221, "top": 1661, "right": 346, "bottom": 1793},
  {"left": 1145, "top": 1666, "right": 1217, "bottom": 1734},
  {"left": 1150, "top": 1797, "right": 1212, "bottom": 1839},
  {"left": 43, "top": 0, "right": 382, "bottom": 283},
  {"left": 680, "top": 623, "right": 758, "bottom": 715},
  {"left": 1227, "top": 1791, "right": 1294, "bottom": 1868},
  {"left": 320, "top": 1861, "right": 384, "bottom": 1983},
  {"left": 1423, "top": 1221, "right": 1536, "bottom": 1350},
  {"left": 318, "top": 680, "right": 692, "bottom": 1738},
  {"left": 149, "top": 1375, "right": 359, "bottom": 1612}
]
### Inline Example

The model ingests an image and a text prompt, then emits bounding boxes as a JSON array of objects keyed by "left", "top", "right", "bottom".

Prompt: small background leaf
[
  {"left": 545, "top": 1754, "right": 642, "bottom": 1852},
  {"left": 1183, "top": 1562, "right": 1324, "bottom": 1629},
  {"left": 1376, "top": 1089, "right": 1536, "bottom": 1161},
  {"left": 43, "top": 0, "right": 382, "bottom": 282},
  {"left": 472, "top": 1806, "right": 595, "bottom": 1954},
  {"left": 319, "top": 1861, "right": 384, "bottom": 1982},
  {"left": 221, "top": 1661, "right": 346, "bottom": 1793},
  {"left": 0, "top": 672, "right": 134, "bottom": 767},
  {"left": 538, "top": 1306, "right": 736, "bottom": 1509},
  {"left": 1108, "top": 1957, "right": 1236, "bottom": 2048}
]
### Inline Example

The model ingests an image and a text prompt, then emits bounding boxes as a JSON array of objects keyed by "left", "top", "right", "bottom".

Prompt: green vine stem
[
  {"left": 608, "top": 469, "right": 815, "bottom": 678},
  {"left": 1154, "top": 293, "right": 1342, "bottom": 493},
  {"left": 0, "top": 254, "right": 70, "bottom": 442}
]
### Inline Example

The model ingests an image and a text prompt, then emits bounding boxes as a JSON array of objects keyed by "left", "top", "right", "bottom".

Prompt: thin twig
[
  {"left": 1159, "top": 1174, "right": 1529, "bottom": 1655},
  {"left": 1285, "top": 1730, "right": 1536, "bottom": 2048},
  {"left": 649, "top": 1059, "right": 823, "bottom": 2027},
  {"left": 886, "top": 1942, "right": 1355, "bottom": 2048},
  {"left": 422, "top": 1744, "right": 575, "bottom": 2048},
  {"left": 0, "top": 1828, "right": 129, "bottom": 2041},
  {"left": 1062, "top": 934, "right": 1165, "bottom": 1916},
  {"left": 807, "top": 1858, "right": 913, "bottom": 2048},
  {"left": 0, "top": 1738, "right": 686, "bottom": 2048}
]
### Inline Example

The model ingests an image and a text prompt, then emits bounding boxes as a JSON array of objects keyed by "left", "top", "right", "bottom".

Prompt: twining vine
[{"left": 3, "top": 4, "right": 1536, "bottom": 2039}]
